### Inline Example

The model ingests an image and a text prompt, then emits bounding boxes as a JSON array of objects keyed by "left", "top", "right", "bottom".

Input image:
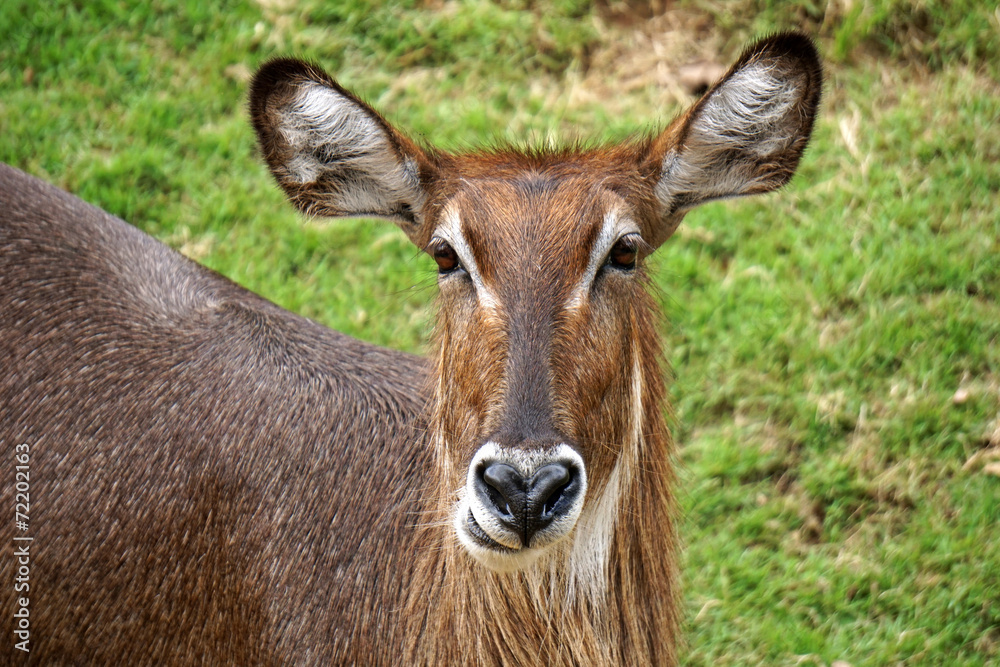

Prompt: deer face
[
  {"left": 425, "top": 171, "right": 665, "bottom": 569},
  {"left": 250, "top": 33, "right": 821, "bottom": 572}
]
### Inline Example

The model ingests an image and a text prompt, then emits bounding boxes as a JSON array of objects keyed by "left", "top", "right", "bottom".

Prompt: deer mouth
[{"left": 465, "top": 509, "right": 518, "bottom": 553}]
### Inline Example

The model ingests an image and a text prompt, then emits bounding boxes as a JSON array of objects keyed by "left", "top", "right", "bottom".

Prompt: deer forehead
[{"left": 431, "top": 176, "right": 641, "bottom": 309}]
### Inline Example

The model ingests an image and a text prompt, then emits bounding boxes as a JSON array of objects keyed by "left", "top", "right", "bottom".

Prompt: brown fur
[{"left": 1, "top": 33, "right": 821, "bottom": 665}]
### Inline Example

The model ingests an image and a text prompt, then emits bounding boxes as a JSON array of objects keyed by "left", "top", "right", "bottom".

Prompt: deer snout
[
  {"left": 458, "top": 442, "right": 588, "bottom": 566},
  {"left": 474, "top": 460, "right": 582, "bottom": 547}
]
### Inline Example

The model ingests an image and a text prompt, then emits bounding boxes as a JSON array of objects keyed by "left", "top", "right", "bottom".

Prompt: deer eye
[
  {"left": 429, "top": 239, "right": 462, "bottom": 274},
  {"left": 606, "top": 234, "right": 639, "bottom": 270}
]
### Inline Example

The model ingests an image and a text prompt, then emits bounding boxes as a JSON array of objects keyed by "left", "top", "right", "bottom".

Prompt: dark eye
[
  {"left": 607, "top": 234, "right": 639, "bottom": 270},
  {"left": 429, "top": 239, "right": 461, "bottom": 274}
]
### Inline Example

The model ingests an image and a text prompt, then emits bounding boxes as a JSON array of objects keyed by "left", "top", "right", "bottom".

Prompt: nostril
[
  {"left": 485, "top": 485, "right": 512, "bottom": 518},
  {"left": 480, "top": 463, "right": 526, "bottom": 520},
  {"left": 531, "top": 463, "right": 573, "bottom": 518},
  {"left": 542, "top": 484, "right": 567, "bottom": 515}
]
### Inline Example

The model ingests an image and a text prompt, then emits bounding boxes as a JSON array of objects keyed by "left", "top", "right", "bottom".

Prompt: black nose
[{"left": 474, "top": 460, "right": 582, "bottom": 547}]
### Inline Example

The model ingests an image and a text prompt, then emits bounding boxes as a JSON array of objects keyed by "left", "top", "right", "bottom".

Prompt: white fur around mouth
[
  {"left": 464, "top": 509, "right": 517, "bottom": 552},
  {"left": 454, "top": 497, "right": 544, "bottom": 572}
]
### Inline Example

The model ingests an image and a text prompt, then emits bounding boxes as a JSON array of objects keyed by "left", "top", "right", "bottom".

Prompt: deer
[{"left": 0, "top": 33, "right": 820, "bottom": 665}]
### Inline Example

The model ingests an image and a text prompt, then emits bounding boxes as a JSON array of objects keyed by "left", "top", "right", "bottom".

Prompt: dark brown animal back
[{"left": 0, "top": 163, "right": 430, "bottom": 664}]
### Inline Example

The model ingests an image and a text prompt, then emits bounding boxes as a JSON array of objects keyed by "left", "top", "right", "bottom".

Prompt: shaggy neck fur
[{"left": 404, "top": 305, "right": 680, "bottom": 666}]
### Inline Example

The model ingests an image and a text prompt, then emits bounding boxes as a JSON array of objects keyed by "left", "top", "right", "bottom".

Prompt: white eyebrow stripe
[
  {"left": 566, "top": 208, "right": 639, "bottom": 310},
  {"left": 433, "top": 206, "right": 498, "bottom": 310}
]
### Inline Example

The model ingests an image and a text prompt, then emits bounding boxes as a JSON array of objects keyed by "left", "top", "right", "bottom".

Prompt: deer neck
[{"left": 406, "top": 314, "right": 679, "bottom": 666}]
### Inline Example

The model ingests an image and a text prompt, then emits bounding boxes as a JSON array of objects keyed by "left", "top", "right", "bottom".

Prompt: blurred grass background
[{"left": 1, "top": 1, "right": 998, "bottom": 664}]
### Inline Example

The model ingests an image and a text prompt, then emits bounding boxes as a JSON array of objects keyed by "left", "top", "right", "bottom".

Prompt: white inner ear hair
[
  {"left": 278, "top": 83, "right": 425, "bottom": 217},
  {"left": 656, "top": 62, "right": 802, "bottom": 210}
]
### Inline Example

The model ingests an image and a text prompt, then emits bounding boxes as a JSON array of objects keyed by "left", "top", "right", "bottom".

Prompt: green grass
[{"left": 2, "top": 1, "right": 998, "bottom": 664}]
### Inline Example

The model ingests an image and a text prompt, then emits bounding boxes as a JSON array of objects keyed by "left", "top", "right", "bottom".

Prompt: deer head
[{"left": 249, "top": 33, "right": 821, "bottom": 573}]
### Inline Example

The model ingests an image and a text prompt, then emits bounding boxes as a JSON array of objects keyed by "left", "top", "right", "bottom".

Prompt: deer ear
[
  {"left": 249, "top": 59, "right": 435, "bottom": 244},
  {"left": 644, "top": 33, "right": 822, "bottom": 246}
]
